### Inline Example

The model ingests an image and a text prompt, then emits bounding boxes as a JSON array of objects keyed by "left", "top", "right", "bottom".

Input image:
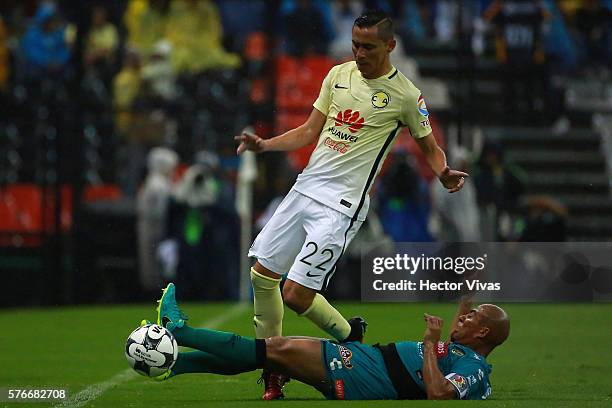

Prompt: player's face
[
  {"left": 450, "top": 307, "right": 489, "bottom": 344},
  {"left": 351, "top": 26, "right": 393, "bottom": 79}
]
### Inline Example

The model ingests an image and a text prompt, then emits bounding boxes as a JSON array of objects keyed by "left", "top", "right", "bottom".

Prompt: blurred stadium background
[{"left": 0, "top": 0, "right": 611, "bottom": 308}]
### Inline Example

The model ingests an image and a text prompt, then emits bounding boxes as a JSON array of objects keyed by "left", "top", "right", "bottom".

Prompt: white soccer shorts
[{"left": 249, "top": 188, "right": 363, "bottom": 291}]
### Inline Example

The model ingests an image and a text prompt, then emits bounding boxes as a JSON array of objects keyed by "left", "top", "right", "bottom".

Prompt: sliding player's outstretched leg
[{"left": 156, "top": 283, "right": 187, "bottom": 331}]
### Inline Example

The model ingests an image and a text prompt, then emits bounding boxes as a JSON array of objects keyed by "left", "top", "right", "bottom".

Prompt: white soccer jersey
[{"left": 293, "top": 61, "right": 433, "bottom": 221}]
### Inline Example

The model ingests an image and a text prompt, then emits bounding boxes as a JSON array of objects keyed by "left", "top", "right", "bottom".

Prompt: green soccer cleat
[
  {"left": 152, "top": 369, "right": 173, "bottom": 382},
  {"left": 156, "top": 283, "right": 188, "bottom": 332},
  {"left": 140, "top": 319, "right": 151, "bottom": 327}
]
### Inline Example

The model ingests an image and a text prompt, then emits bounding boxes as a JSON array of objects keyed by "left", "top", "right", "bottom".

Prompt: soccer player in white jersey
[{"left": 235, "top": 10, "right": 468, "bottom": 400}]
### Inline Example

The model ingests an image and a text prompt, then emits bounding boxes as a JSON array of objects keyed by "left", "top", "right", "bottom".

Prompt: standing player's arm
[
  {"left": 235, "top": 108, "right": 326, "bottom": 154},
  {"left": 422, "top": 314, "right": 458, "bottom": 400},
  {"left": 415, "top": 133, "right": 468, "bottom": 193}
]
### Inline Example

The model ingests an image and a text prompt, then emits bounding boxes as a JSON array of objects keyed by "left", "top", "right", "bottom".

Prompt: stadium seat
[
  {"left": 83, "top": 184, "right": 122, "bottom": 202},
  {"left": 244, "top": 32, "right": 268, "bottom": 61},
  {"left": 275, "top": 54, "right": 335, "bottom": 110},
  {"left": 5, "top": 184, "right": 42, "bottom": 232},
  {"left": 275, "top": 111, "right": 308, "bottom": 134},
  {"left": 0, "top": 189, "right": 20, "bottom": 231},
  {"left": 42, "top": 185, "right": 73, "bottom": 232}
]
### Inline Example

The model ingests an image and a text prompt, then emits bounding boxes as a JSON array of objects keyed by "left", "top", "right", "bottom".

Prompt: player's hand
[
  {"left": 234, "top": 131, "right": 266, "bottom": 154},
  {"left": 438, "top": 166, "right": 468, "bottom": 193},
  {"left": 423, "top": 313, "right": 444, "bottom": 345}
]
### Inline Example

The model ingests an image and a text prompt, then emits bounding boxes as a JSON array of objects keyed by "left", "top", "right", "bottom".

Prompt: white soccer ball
[{"left": 125, "top": 323, "right": 178, "bottom": 377}]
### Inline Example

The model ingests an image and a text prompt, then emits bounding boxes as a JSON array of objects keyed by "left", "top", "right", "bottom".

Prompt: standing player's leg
[
  {"left": 248, "top": 190, "right": 308, "bottom": 340},
  {"left": 247, "top": 189, "right": 309, "bottom": 398},
  {"left": 283, "top": 201, "right": 366, "bottom": 342},
  {"left": 250, "top": 262, "right": 283, "bottom": 340}
]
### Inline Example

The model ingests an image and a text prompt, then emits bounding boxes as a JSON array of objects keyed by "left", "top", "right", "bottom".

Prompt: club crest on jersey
[
  {"left": 371, "top": 90, "right": 390, "bottom": 108},
  {"left": 417, "top": 94, "right": 429, "bottom": 117},
  {"left": 335, "top": 109, "right": 365, "bottom": 133}
]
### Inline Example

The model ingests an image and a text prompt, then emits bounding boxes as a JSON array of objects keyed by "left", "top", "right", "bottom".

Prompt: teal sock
[
  {"left": 173, "top": 325, "right": 266, "bottom": 370},
  {"left": 173, "top": 350, "right": 252, "bottom": 375}
]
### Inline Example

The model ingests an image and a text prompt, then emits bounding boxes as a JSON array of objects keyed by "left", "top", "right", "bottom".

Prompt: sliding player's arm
[
  {"left": 415, "top": 133, "right": 468, "bottom": 193},
  {"left": 422, "top": 314, "right": 457, "bottom": 400},
  {"left": 235, "top": 108, "right": 326, "bottom": 154}
]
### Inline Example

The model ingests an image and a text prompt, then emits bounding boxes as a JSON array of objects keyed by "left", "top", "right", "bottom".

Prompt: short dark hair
[{"left": 354, "top": 10, "right": 394, "bottom": 41}]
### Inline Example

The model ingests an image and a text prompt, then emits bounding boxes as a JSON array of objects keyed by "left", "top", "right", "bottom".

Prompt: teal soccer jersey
[{"left": 395, "top": 341, "right": 493, "bottom": 400}]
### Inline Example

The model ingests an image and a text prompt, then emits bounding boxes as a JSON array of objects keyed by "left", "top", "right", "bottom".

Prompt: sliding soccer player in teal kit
[{"left": 152, "top": 283, "right": 509, "bottom": 400}]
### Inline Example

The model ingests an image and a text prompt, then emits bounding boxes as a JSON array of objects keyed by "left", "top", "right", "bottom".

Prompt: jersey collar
[{"left": 357, "top": 65, "right": 397, "bottom": 83}]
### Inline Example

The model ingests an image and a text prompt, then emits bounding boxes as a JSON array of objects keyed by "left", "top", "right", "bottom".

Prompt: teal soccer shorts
[{"left": 321, "top": 340, "right": 397, "bottom": 400}]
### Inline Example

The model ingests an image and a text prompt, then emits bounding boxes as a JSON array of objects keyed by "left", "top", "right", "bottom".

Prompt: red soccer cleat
[{"left": 259, "top": 371, "right": 290, "bottom": 400}]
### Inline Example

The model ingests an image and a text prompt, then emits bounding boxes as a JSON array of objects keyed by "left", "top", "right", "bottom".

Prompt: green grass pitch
[{"left": 1, "top": 302, "right": 611, "bottom": 407}]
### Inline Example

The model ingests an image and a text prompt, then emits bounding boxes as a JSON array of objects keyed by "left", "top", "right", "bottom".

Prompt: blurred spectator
[
  {"left": 83, "top": 4, "right": 119, "bottom": 84},
  {"left": 396, "top": 0, "right": 426, "bottom": 53},
  {"left": 541, "top": 0, "right": 578, "bottom": 72},
  {"left": 431, "top": 147, "right": 481, "bottom": 242},
  {"left": 572, "top": 0, "right": 612, "bottom": 69},
  {"left": 140, "top": 40, "right": 177, "bottom": 106},
  {"left": 113, "top": 48, "right": 142, "bottom": 135},
  {"left": 160, "top": 161, "right": 239, "bottom": 300},
  {"left": 484, "top": 0, "right": 551, "bottom": 124},
  {"left": 473, "top": 140, "right": 526, "bottom": 240},
  {"left": 125, "top": 0, "right": 170, "bottom": 57},
  {"left": 378, "top": 154, "right": 433, "bottom": 242},
  {"left": 254, "top": 166, "right": 295, "bottom": 232},
  {"left": 165, "top": 0, "right": 240, "bottom": 74},
  {"left": 137, "top": 146, "right": 178, "bottom": 291},
  {"left": 329, "top": 0, "right": 363, "bottom": 60},
  {"left": 20, "top": 3, "right": 71, "bottom": 81},
  {"left": 0, "top": 15, "right": 8, "bottom": 89},
  {"left": 282, "top": 0, "right": 331, "bottom": 56},
  {"left": 434, "top": 0, "right": 458, "bottom": 43},
  {"left": 519, "top": 195, "right": 568, "bottom": 242},
  {"left": 216, "top": 0, "right": 266, "bottom": 52}
]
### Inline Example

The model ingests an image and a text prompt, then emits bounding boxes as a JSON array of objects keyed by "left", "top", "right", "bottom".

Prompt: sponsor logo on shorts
[
  {"left": 329, "top": 358, "right": 342, "bottom": 371},
  {"left": 335, "top": 379, "right": 345, "bottom": 400},
  {"left": 338, "top": 345, "right": 353, "bottom": 369},
  {"left": 306, "top": 271, "right": 322, "bottom": 278}
]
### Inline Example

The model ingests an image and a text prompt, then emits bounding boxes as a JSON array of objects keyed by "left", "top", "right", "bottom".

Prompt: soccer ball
[{"left": 125, "top": 323, "right": 178, "bottom": 377}]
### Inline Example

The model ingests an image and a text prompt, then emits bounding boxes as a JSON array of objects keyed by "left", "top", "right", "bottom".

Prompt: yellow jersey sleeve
[
  {"left": 400, "top": 89, "right": 432, "bottom": 139},
  {"left": 312, "top": 66, "right": 337, "bottom": 114}
]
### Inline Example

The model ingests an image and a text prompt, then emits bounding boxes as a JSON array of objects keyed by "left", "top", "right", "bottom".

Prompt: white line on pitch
[{"left": 54, "top": 303, "right": 249, "bottom": 408}]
